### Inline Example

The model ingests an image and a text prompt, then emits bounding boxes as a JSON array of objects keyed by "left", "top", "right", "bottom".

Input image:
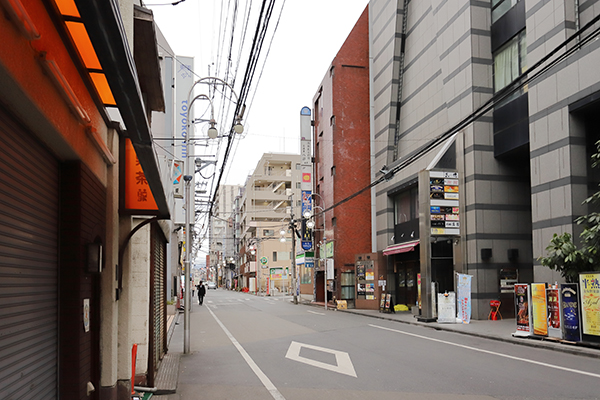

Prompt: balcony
[{"left": 249, "top": 186, "right": 292, "bottom": 202}]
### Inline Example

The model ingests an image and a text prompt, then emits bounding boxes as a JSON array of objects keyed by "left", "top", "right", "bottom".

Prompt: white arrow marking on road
[{"left": 285, "top": 341, "right": 357, "bottom": 377}]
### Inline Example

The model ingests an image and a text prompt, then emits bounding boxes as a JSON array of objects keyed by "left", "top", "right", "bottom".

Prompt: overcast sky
[{"left": 148, "top": 0, "right": 369, "bottom": 186}]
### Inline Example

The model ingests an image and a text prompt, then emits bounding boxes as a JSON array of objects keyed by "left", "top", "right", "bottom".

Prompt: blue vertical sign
[{"left": 300, "top": 107, "right": 313, "bottom": 251}]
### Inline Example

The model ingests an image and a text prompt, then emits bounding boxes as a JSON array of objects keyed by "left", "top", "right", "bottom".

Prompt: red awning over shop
[{"left": 383, "top": 240, "right": 419, "bottom": 256}]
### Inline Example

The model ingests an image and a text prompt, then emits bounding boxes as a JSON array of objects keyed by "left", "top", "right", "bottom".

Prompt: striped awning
[{"left": 383, "top": 240, "right": 419, "bottom": 256}]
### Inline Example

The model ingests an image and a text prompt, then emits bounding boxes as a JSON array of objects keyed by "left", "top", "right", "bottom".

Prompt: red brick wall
[{"left": 313, "top": 6, "right": 370, "bottom": 299}]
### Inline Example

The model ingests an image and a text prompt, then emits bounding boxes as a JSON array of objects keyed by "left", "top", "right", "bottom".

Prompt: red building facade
[{"left": 312, "top": 6, "right": 371, "bottom": 308}]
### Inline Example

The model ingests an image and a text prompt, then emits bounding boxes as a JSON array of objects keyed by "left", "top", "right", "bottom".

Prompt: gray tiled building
[{"left": 368, "top": 0, "right": 600, "bottom": 319}]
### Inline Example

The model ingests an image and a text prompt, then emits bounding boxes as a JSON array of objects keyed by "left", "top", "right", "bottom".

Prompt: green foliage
[{"left": 539, "top": 140, "right": 600, "bottom": 282}]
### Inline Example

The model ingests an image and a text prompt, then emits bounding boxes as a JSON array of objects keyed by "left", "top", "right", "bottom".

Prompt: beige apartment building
[{"left": 238, "top": 153, "right": 302, "bottom": 294}]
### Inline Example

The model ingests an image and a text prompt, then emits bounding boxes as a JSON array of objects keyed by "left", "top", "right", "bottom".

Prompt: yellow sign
[
  {"left": 580, "top": 273, "right": 600, "bottom": 336},
  {"left": 531, "top": 283, "right": 548, "bottom": 336}
]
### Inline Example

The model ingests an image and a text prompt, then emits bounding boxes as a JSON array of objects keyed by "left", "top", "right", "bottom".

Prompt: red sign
[{"left": 124, "top": 139, "right": 158, "bottom": 211}]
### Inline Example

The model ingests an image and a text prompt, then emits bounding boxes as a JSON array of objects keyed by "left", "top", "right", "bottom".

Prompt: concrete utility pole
[{"left": 289, "top": 194, "right": 298, "bottom": 305}]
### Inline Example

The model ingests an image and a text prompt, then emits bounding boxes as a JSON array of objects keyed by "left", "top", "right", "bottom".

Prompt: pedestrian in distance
[{"left": 196, "top": 281, "right": 206, "bottom": 305}]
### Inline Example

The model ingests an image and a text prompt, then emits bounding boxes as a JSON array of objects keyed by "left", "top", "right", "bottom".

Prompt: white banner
[{"left": 457, "top": 273, "right": 472, "bottom": 324}]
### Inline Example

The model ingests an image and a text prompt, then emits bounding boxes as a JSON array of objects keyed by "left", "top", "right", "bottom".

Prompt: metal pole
[
  {"left": 323, "top": 238, "right": 327, "bottom": 311},
  {"left": 290, "top": 194, "right": 298, "bottom": 304},
  {"left": 291, "top": 222, "right": 298, "bottom": 304},
  {"left": 183, "top": 163, "right": 191, "bottom": 354}
]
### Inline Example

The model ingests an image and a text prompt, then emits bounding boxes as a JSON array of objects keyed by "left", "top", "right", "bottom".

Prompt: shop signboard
[
  {"left": 560, "top": 283, "right": 581, "bottom": 342},
  {"left": 531, "top": 283, "right": 548, "bottom": 336},
  {"left": 579, "top": 272, "right": 600, "bottom": 338},
  {"left": 437, "top": 292, "right": 456, "bottom": 323},
  {"left": 429, "top": 171, "right": 460, "bottom": 236},
  {"left": 515, "top": 283, "right": 531, "bottom": 335},
  {"left": 301, "top": 191, "right": 312, "bottom": 250},
  {"left": 456, "top": 273, "right": 471, "bottom": 324},
  {"left": 546, "top": 286, "right": 561, "bottom": 338},
  {"left": 270, "top": 268, "right": 283, "bottom": 280}
]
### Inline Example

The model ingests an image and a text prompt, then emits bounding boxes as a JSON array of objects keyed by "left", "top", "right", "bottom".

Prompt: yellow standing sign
[{"left": 579, "top": 273, "right": 600, "bottom": 337}]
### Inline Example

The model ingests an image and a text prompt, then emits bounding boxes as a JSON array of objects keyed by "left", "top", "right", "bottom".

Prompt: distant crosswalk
[{"left": 205, "top": 294, "right": 291, "bottom": 309}]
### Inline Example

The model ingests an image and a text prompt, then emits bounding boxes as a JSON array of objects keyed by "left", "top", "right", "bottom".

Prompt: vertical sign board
[
  {"left": 514, "top": 283, "right": 531, "bottom": 335},
  {"left": 531, "top": 283, "right": 548, "bottom": 336},
  {"left": 125, "top": 139, "right": 158, "bottom": 211},
  {"left": 546, "top": 286, "right": 562, "bottom": 338},
  {"left": 300, "top": 107, "right": 313, "bottom": 251},
  {"left": 560, "top": 283, "right": 581, "bottom": 342},
  {"left": 579, "top": 272, "right": 600, "bottom": 340},
  {"left": 173, "top": 56, "right": 194, "bottom": 225},
  {"left": 456, "top": 273, "right": 472, "bottom": 324},
  {"left": 429, "top": 171, "right": 460, "bottom": 236},
  {"left": 173, "top": 160, "right": 184, "bottom": 198}
]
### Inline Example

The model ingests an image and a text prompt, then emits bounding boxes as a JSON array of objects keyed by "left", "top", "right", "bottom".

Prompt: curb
[{"left": 299, "top": 299, "right": 600, "bottom": 359}]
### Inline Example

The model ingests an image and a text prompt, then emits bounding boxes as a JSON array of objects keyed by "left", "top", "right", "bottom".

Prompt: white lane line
[
  {"left": 307, "top": 310, "right": 325, "bottom": 315},
  {"left": 207, "top": 306, "right": 286, "bottom": 400},
  {"left": 369, "top": 324, "right": 600, "bottom": 379}
]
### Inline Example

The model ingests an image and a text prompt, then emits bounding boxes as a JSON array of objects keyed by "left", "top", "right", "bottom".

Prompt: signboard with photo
[{"left": 515, "top": 283, "right": 531, "bottom": 335}]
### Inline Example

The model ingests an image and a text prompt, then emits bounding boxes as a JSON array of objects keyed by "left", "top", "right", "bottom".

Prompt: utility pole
[{"left": 289, "top": 194, "right": 298, "bottom": 304}]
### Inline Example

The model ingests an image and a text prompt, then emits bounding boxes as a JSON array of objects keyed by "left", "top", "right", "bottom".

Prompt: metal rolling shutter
[
  {"left": 149, "top": 225, "right": 166, "bottom": 382},
  {"left": 0, "top": 109, "right": 59, "bottom": 399}
]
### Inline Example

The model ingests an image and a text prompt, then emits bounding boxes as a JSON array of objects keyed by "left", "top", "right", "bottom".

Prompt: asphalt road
[{"left": 166, "top": 289, "right": 600, "bottom": 400}]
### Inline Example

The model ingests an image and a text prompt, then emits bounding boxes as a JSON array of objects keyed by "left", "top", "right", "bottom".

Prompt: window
[
  {"left": 263, "top": 229, "right": 274, "bottom": 236},
  {"left": 296, "top": 182, "right": 301, "bottom": 189},
  {"left": 332, "top": 217, "right": 337, "bottom": 227},
  {"left": 300, "top": 263, "right": 312, "bottom": 284},
  {"left": 492, "top": 0, "right": 518, "bottom": 23},
  {"left": 493, "top": 30, "right": 527, "bottom": 94},
  {"left": 273, "top": 251, "right": 277, "bottom": 262},
  {"left": 296, "top": 163, "right": 301, "bottom": 170},
  {"left": 331, "top": 166, "right": 336, "bottom": 176},
  {"left": 330, "top": 115, "right": 335, "bottom": 126},
  {"left": 394, "top": 187, "right": 419, "bottom": 224}
]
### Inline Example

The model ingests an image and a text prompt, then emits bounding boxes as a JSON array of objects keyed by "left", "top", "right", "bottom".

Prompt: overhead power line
[{"left": 315, "top": 12, "right": 600, "bottom": 218}]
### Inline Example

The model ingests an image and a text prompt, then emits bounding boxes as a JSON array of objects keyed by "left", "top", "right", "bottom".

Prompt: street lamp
[{"left": 183, "top": 77, "right": 243, "bottom": 355}]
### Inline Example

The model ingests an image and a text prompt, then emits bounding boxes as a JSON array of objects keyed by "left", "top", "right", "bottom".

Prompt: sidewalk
[{"left": 298, "top": 294, "right": 600, "bottom": 359}]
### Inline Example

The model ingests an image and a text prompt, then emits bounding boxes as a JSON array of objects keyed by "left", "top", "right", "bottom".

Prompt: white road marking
[
  {"left": 207, "top": 306, "right": 286, "bottom": 400},
  {"left": 285, "top": 341, "right": 357, "bottom": 377},
  {"left": 369, "top": 324, "right": 600, "bottom": 379},
  {"left": 307, "top": 310, "right": 325, "bottom": 315}
]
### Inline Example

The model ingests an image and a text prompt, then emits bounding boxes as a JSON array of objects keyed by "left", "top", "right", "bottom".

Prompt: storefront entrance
[{"left": 395, "top": 260, "right": 419, "bottom": 308}]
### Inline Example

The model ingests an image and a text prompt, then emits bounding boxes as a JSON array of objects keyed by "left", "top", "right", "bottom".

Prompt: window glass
[
  {"left": 492, "top": 0, "right": 518, "bottom": 23},
  {"left": 493, "top": 30, "right": 527, "bottom": 93},
  {"left": 263, "top": 229, "right": 274, "bottom": 236}
]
